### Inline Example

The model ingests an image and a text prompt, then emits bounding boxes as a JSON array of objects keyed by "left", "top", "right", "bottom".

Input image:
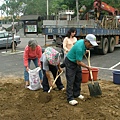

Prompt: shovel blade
[{"left": 88, "top": 82, "right": 102, "bottom": 96}]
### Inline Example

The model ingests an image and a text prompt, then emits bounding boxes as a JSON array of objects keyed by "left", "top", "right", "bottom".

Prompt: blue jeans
[{"left": 24, "top": 58, "right": 43, "bottom": 81}]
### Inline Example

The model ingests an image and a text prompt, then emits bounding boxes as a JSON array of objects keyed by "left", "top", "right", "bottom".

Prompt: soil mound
[{"left": 0, "top": 77, "right": 120, "bottom": 120}]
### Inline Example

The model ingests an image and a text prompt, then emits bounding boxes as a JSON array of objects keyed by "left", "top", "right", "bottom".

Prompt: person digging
[{"left": 64, "top": 34, "right": 98, "bottom": 106}]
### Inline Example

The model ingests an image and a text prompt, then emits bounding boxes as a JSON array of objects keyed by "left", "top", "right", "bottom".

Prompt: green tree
[
  {"left": 1, "top": 0, "right": 25, "bottom": 18},
  {"left": 1, "top": 0, "right": 120, "bottom": 19},
  {"left": 24, "top": 0, "right": 46, "bottom": 16}
]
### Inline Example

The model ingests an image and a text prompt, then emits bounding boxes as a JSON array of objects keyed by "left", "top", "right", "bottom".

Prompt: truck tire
[
  {"left": 100, "top": 38, "right": 108, "bottom": 55},
  {"left": 108, "top": 37, "right": 115, "bottom": 53},
  {"left": 56, "top": 36, "right": 63, "bottom": 48},
  {"left": 94, "top": 47, "right": 100, "bottom": 54}
]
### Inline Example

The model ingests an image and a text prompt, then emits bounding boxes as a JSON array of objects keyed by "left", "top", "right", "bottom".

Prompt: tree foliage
[
  {"left": 1, "top": 0, "right": 25, "bottom": 16},
  {"left": 0, "top": 0, "right": 120, "bottom": 18}
]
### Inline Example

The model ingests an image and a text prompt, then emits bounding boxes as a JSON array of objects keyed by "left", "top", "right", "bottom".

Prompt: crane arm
[{"left": 94, "top": 0, "right": 119, "bottom": 16}]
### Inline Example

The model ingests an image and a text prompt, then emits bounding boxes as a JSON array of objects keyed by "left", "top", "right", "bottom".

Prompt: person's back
[{"left": 67, "top": 40, "right": 86, "bottom": 63}]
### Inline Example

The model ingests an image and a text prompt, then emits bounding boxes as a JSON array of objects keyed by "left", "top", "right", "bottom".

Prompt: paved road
[
  {"left": 0, "top": 33, "right": 120, "bottom": 82},
  {"left": 0, "top": 34, "right": 61, "bottom": 78}
]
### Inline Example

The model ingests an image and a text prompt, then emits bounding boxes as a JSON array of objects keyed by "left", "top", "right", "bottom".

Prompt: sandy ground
[{"left": 0, "top": 75, "right": 120, "bottom": 120}]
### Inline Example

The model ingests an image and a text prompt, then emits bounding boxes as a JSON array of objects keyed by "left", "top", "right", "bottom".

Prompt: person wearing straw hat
[
  {"left": 64, "top": 34, "right": 98, "bottom": 106},
  {"left": 23, "top": 39, "right": 43, "bottom": 88}
]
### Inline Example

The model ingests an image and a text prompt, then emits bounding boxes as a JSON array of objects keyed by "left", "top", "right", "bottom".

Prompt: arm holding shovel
[
  {"left": 45, "top": 71, "right": 53, "bottom": 87},
  {"left": 57, "top": 63, "right": 63, "bottom": 73},
  {"left": 76, "top": 60, "right": 92, "bottom": 71},
  {"left": 76, "top": 50, "right": 92, "bottom": 71},
  {"left": 48, "top": 63, "right": 63, "bottom": 93}
]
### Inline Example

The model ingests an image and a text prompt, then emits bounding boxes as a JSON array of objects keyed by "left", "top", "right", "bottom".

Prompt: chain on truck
[{"left": 42, "top": 0, "right": 120, "bottom": 55}]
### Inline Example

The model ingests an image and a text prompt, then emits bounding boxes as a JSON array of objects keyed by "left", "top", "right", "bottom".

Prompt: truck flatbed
[
  {"left": 42, "top": 27, "right": 120, "bottom": 36},
  {"left": 42, "top": 20, "right": 120, "bottom": 55}
]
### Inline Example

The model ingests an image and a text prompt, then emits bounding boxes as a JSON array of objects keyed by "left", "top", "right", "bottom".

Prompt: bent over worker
[{"left": 65, "top": 34, "right": 98, "bottom": 106}]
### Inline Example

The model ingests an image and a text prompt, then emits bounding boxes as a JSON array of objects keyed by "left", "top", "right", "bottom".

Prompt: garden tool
[
  {"left": 48, "top": 70, "right": 63, "bottom": 93},
  {"left": 85, "top": 51, "right": 102, "bottom": 97}
]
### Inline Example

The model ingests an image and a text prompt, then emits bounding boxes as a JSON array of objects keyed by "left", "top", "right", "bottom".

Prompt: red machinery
[
  {"left": 94, "top": 0, "right": 119, "bottom": 18},
  {"left": 101, "top": 2, "right": 119, "bottom": 15}
]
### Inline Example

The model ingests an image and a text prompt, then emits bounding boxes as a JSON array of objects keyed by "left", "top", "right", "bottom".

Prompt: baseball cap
[{"left": 85, "top": 34, "right": 98, "bottom": 46}]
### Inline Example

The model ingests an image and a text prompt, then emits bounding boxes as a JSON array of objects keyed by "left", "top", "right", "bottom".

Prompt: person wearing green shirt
[{"left": 65, "top": 34, "right": 98, "bottom": 106}]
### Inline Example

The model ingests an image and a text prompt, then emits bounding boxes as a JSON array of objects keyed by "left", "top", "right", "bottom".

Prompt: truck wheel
[
  {"left": 56, "top": 36, "right": 63, "bottom": 48},
  {"left": 100, "top": 38, "right": 108, "bottom": 55},
  {"left": 94, "top": 47, "right": 100, "bottom": 54},
  {"left": 108, "top": 37, "right": 115, "bottom": 53}
]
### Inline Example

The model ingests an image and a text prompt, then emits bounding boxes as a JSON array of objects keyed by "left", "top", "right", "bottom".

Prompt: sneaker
[
  {"left": 61, "top": 87, "right": 65, "bottom": 91},
  {"left": 69, "top": 100, "right": 78, "bottom": 106},
  {"left": 78, "top": 95, "right": 84, "bottom": 100}
]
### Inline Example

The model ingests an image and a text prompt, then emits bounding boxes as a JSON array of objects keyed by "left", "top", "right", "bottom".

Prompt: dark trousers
[
  {"left": 42, "top": 64, "right": 64, "bottom": 92},
  {"left": 65, "top": 57, "right": 82, "bottom": 101}
]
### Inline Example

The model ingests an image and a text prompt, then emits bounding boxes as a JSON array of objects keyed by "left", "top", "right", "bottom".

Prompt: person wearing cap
[
  {"left": 40, "top": 47, "right": 65, "bottom": 92},
  {"left": 23, "top": 40, "right": 43, "bottom": 87},
  {"left": 64, "top": 34, "right": 98, "bottom": 105}
]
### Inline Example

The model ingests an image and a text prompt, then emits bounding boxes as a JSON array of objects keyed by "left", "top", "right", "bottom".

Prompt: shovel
[
  {"left": 85, "top": 51, "right": 102, "bottom": 97},
  {"left": 48, "top": 70, "right": 63, "bottom": 93}
]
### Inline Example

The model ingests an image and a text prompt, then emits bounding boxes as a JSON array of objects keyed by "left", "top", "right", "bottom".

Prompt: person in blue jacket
[{"left": 64, "top": 34, "right": 98, "bottom": 105}]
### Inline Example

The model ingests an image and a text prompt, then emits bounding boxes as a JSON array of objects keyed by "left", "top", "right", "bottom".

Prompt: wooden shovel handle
[
  {"left": 84, "top": 51, "right": 93, "bottom": 81},
  {"left": 48, "top": 70, "right": 63, "bottom": 93}
]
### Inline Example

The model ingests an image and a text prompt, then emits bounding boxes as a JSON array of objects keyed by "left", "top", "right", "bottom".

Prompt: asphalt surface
[
  {"left": 0, "top": 34, "right": 61, "bottom": 78},
  {"left": 0, "top": 32, "right": 120, "bottom": 81}
]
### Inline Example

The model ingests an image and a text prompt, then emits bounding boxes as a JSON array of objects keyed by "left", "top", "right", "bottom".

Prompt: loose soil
[{"left": 0, "top": 75, "right": 120, "bottom": 120}]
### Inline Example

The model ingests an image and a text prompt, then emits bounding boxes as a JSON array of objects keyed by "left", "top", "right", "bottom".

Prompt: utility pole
[
  {"left": 11, "top": 15, "right": 15, "bottom": 52},
  {"left": 6, "top": 0, "right": 9, "bottom": 24},
  {"left": 47, "top": 0, "right": 49, "bottom": 19},
  {"left": 76, "top": 0, "right": 79, "bottom": 22}
]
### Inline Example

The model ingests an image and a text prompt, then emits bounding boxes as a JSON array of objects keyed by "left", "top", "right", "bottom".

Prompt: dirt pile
[{"left": 0, "top": 77, "right": 120, "bottom": 120}]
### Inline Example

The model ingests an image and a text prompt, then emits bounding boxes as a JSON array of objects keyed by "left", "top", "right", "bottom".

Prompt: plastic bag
[{"left": 27, "top": 67, "right": 42, "bottom": 90}]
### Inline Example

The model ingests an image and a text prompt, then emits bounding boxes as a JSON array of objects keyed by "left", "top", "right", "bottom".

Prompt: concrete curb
[{"left": 1, "top": 50, "right": 24, "bottom": 54}]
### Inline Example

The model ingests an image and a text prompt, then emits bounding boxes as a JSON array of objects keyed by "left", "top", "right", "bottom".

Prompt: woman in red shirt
[{"left": 23, "top": 40, "right": 42, "bottom": 87}]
